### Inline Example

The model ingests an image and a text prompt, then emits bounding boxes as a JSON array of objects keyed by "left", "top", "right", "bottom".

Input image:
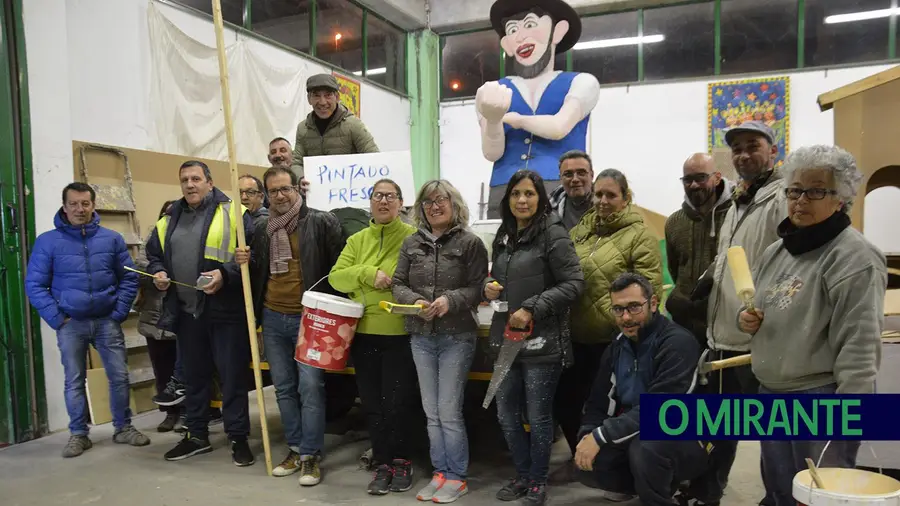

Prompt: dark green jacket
[
  {"left": 291, "top": 104, "right": 379, "bottom": 177},
  {"left": 663, "top": 179, "right": 734, "bottom": 341}
]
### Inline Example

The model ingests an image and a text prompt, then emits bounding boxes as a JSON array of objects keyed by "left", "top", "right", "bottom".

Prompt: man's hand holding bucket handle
[{"left": 374, "top": 270, "right": 392, "bottom": 290}]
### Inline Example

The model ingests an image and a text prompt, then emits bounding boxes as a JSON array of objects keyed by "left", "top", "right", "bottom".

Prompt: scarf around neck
[
  {"left": 777, "top": 211, "right": 851, "bottom": 256},
  {"left": 266, "top": 198, "right": 302, "bottom": 274},
  {"left": 732, "top": 170, "right": 774, "bottom": 206}
]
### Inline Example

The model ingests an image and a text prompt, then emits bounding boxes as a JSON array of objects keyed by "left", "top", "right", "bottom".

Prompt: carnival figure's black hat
[{"left": 490, "top": 0, "right": 582, "bottom": 54}]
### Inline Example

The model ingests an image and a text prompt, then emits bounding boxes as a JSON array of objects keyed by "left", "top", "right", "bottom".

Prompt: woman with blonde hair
[{"left": 392, "top": 179, "right": 489, "bottom": 503}]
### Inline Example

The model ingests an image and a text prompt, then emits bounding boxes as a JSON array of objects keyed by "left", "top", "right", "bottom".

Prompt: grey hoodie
[{"left": 706, "top": 171, "right": 787, "bottom": 352}]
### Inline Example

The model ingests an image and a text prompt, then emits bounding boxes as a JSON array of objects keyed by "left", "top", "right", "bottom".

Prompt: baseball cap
[
  {"left": 306, "top": 74, "right": 340, "bottom": 92},
  {"left": 724, "top": 120, "right": 775, "bottom": 146}
]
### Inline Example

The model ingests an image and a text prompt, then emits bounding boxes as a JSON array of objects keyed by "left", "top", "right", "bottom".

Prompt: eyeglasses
[
  {"left": 561, "top": 169, "right": 591, "bottom": 180},
  {"left": 267, "top": 186, "right": 296, "bottom": 198},
  {"left": 680, "top": 173, "right": 711, "bottom": 186},
  {"left": 784, "top": 187, "right": 837, "bottom": 201},
  {"left": 371, "top": 192, "right": 399, "bottom": 203},
  {"left": 239, "top": 189, "right": 261, "bottom": 197},
  {"left": 610, "top": 300, "right": 649, "bottom": 317},
  {"left": 422, "top": 195, "right": 450, "bottom": 208}
]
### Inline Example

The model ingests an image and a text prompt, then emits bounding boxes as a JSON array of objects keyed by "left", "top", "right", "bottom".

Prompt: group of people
[{"left": 24, "top": 66, "right": 887, "bottom": 506}]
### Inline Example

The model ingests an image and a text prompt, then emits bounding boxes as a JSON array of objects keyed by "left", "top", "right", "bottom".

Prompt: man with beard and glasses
[
  {"left": 476, "top": 0, "right": 600, "bottom": 218},
  {"left": 269, "top": 137, "right": 311, "bottom": 197},
  {"left": 549, "top": 150, "right": 594, "bottom": 231},
  {"left": 663, "top": 153, "right": 733, "bottom": 345},
  {"left": 679, "top": 122, "right": 786, "bottom": 506}
]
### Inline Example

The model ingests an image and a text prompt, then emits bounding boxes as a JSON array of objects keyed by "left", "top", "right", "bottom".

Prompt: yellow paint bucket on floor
[{"left": 793, "top": 468, "right": 900, "bottom": 505}]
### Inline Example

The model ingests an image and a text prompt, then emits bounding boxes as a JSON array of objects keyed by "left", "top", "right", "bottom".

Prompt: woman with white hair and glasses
[
  {"left": 738, "top": 145, "right": 887, "bottom": 506},
  {"left": 392, "top": 179, "right": 489, "bottom": 503}
]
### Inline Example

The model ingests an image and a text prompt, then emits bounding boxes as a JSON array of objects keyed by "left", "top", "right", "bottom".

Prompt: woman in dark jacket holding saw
[{"left": 483, "top": 170, "right": 585, "bottom": 506}]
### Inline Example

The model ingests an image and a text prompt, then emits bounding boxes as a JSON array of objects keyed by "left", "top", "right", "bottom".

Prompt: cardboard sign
[{"left": 304, "top": 151, "right": 416, "bottom": 211}]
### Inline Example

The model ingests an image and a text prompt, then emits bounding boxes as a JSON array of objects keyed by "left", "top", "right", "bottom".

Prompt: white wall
[
  {"left": 440, "top": 65, "right": 900, "bottom": 249},
  {"left": 25, "top": 0, "right": 410, "bottom": 433}
]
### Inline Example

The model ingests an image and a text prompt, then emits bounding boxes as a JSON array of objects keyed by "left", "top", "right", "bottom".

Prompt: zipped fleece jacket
[
  {"left": 569, "top": 205, "right": 663, "bottom": 344},
  {"left": 329, "top": 217, "right": 416, "bottom": 335},
  {"left": 25, "top": 210, "right": 139, "bottom": 330},
  {"left": 664, "top": 179, "right": 734, "bottom": 340},
  {"left": 392, "top": 226, "right": 489, "bottom": 336},
  {"left": 749, "top": 225, "right": 886, "bottom": 394},
  {"left": 290, "top": 104, "right": 379, "bottom": 176},
  {"left": 578, "top": 313, "right": 700, "bottom": 446},
  {"left": 706, "top": 172, "right": 787, "bottom": 352}
]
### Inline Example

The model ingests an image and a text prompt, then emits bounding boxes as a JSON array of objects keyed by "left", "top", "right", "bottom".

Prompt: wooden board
[
  {"left": 72, "top": 141, "right": 267, "bottom": 244},
  {"left": 86, "top": 368, "right": 159, "bottom": 426},
  {"left": 887, "top": 290, "right": 900, "bottom": 316}
]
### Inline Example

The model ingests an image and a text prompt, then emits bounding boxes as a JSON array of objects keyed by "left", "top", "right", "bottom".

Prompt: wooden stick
[
  {"left": 210, "top": 0, "right": 273, "bottom": 476},
  {"left": 707, "top": 353, "right": 752, "bottom": 372},
  {"left": 805, "top": 458, "right": 827, "bottom": 489}
]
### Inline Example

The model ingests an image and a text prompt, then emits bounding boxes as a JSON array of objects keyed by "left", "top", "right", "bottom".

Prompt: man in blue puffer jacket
[{"left": 25, "top": 182, "right": 148, "bottom": 458}]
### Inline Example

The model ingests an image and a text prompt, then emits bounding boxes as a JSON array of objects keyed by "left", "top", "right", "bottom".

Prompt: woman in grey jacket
[
  {"left": 484, "top": 170, "right": 585, "bottom": 506},
  {"left": 739, "top": 145, "right": 886, "bottom": 506},
  {"left": 392, "top": 179, "right": 488, "bottom": 503}
]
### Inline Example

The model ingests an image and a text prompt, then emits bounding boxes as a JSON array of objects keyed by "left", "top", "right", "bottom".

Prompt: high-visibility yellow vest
[{"left": 155, "top": 201, "right": 244, "bottom": 263}]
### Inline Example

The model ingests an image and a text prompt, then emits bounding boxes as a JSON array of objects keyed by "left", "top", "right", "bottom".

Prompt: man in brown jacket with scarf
[{"left": 236, "top": 166, "right": 345, "bottom": 484}]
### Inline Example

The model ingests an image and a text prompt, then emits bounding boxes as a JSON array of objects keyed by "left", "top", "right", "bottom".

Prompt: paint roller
[{"left": 727, "top": 246, "right": 756, "bottom": 312}]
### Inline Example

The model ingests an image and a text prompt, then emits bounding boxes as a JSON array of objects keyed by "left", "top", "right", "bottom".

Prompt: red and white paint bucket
[
  {"left": 295, "top": 292, "right": 365, "bottom": 371},
  {"left": 793, "top": 468, "right": 900, "bottom": 506}
]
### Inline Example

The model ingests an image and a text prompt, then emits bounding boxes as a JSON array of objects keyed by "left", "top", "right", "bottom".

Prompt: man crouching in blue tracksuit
[{"left": 574, "top": 272, "right": 712, "bottom": 506}]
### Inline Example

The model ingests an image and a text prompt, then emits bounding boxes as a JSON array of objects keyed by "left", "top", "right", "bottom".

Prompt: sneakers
[
  {"left": 113, "top": 425, "right": 151, "bottom": 446},
  {"left": 298, "top": 454, "right": 322, "bottom": 486},
  {"left": 231, "top": 439, "right": 255, "bottom": 467},
  {"left": 522, "top": 483, "right": 547, "bottom": 505},
  {"left": 61, "top": 435, "right": 92, "bottom": 458},
  {"left": 273, "top": 450, "right": 301, "bottom": 477},
  {"left": 209, "top": 408, "right": 223, "bottom": 426},
  {"left": 496, "top": 477, "right": 529, "bottom": 501},
  {"left": 416, "top": 473, "right": 446, "bottom": 501},
  {"left": 368, "top": 464, "right": 393, "bottom": 495},
  {"left": 157, "top": 412, "right": 180, "bottom": 433},
  {"left": 432, "top": 480, "right": 468, "bottom": 504},
  {"left": 597, "top": 489, "right": 637, "bottom": 502},
  {"left": 674, "top": 490, "right": 719, "bottom": 506},
  {"left": 164, "top": 433, "right": 212, "bottom": 461},
  {"left": 174, "top": 414, "right": 187, "bottom": 433},
  {"left": 153, "top": 377, "right": 185, "bottom": 406},
  {"left": 390, "top": 459, "right": 414, "bottom": 492}
]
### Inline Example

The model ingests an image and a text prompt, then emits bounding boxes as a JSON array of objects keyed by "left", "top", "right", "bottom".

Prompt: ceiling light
[
  {"left": 825, "top": 8, "right": 899, "bottom": 24},
  {"left": 352, "top": 67, "right": 387, "bottom": 76},
  {"left": 334, "top": 33, "right": 343, "bottom": 41},
  {"left": 574, "top": 34, "right": 664, "bottom": 50}
]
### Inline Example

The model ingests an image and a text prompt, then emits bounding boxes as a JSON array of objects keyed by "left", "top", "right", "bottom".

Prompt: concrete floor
[{"left": 0, "top": 388, "right": 764, "bottom": 505}]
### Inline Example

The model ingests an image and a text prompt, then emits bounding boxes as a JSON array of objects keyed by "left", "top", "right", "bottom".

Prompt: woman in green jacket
[
  {"left": 555, "top": 169, "right": 663, "bottom": 460},
  {"left": 328, "top": 178, "right": 417, "bottom": 496}
]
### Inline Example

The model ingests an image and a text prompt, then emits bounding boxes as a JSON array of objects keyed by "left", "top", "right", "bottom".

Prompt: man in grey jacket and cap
[{"left": 683, "top": 120, "right": 786, "bottom": 506}]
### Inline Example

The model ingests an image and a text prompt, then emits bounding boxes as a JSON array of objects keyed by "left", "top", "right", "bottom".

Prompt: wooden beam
[{"left": 817, "top": 65, "right": 900, "bottom": 112}]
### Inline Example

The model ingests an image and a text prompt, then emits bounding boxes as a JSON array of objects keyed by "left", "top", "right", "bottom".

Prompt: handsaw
[
  {"left": 482, "top": 320, "right": 533, "bottom": 409},
  {"left": 379, "top": 300, "right": 426, "bottom": 315}
]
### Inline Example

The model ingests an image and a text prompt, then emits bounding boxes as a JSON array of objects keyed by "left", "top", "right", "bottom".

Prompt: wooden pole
[{"left": 210, "top": 0, "right": 273, "bottom": 476}]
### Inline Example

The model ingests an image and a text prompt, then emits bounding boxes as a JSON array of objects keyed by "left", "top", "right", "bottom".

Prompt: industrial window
[
  {"left": 441, "top": 31, "right": 501, "bottom": 99},
  {"left": 571, "top": 11, "right": 640, "bottom": 85},
  {"left": 367, "top": 13, "right": 406, "bottom": 93},
  {"left": 804, "top": 0, "right": 892, "bottom": 67},
  {"left": 249, "top": 0, "right": 313, "bottom": 54},
  {"left": 643, "top": 2, "right": 716, "bottom": 81},
  {"left": 719, "top": 0, "right": 799, "bottom": 74},
  {"left": 315, "top": 0, "right": 364, "bottom": 75}
]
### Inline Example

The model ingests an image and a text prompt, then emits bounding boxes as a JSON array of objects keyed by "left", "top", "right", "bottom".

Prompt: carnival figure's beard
[{"left": 507, "top": 31, "right": 555, "bottom": 79}]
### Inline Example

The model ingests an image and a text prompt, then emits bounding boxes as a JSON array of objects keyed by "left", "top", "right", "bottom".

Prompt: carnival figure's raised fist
[{"left": 476, "top": 82, "right": 513, "bottom": 123}]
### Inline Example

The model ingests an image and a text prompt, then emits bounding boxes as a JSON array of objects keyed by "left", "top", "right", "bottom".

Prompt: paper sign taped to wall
[{"left": 304, "top": 151, "right": 416, "bottom": 211}]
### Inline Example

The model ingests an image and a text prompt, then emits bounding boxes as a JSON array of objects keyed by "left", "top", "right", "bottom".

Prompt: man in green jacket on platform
[{"left": 291, "top": 74, "right": 379, "bottom": 184}]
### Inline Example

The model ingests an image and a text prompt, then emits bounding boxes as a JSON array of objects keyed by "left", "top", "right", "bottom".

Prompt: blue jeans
[
  {"left": 495, "top": 361, "right": 562, "bottom": 485},
  {"left": 411, "top": 333, "right": 476, "bottom": 481},
  {"left": 57, "top": 318, "right": 132, "bottom": 435},
  {"left": 262, "top": 308, "right": 326, "bottom": 455},
  {"left": 759, "top": 384, "right": 860, "bottom": 506}
]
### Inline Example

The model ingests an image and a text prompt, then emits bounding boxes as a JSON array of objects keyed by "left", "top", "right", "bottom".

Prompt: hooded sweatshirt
[
  {"left": 749, "top": 214, "right": 886, "bottom": 394},
  {"left": 664, "top": 179, "right": 735, "bottom": 340},
  {"left": 706, "top": 171, "right": 787, "bottom": 352},
  {"left": 569, "top": 204, "right": 664, "bottom": 344},
  {"left": 328, "top": 217, "right": 416, "bottom": 335}
]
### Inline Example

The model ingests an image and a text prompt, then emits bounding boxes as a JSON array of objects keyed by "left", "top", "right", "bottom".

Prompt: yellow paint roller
[
  {"left": 379, "top": 300, "right": 426, "bottom": 315},
  {"left": 727, "top": 246, "right": 756, "bottom": 312}
]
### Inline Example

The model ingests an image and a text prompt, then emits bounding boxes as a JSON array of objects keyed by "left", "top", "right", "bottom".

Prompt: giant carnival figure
[{"left": 477, "top": 0, "right": 600, "bottom": 218}]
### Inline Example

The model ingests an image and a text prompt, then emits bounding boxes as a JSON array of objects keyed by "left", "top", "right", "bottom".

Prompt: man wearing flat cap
[
  {"left": 476, "top": 0, "right": 600, "bottom": 218},
  {"left": 291, "top": 73, "right": 379, "bottom": 183}
]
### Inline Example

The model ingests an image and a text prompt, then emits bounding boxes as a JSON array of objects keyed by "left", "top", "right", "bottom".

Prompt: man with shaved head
[{"left": 664, "top": 153, "right": 733, "bottom": 344}]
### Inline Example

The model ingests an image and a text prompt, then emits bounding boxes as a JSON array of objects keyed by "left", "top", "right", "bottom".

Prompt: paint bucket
[
  {"left": 793, "top": 468, "right": 900, "bottom": 505},
  {"left": 295, "top": 292, "right": 365, "bottom": 371}
]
